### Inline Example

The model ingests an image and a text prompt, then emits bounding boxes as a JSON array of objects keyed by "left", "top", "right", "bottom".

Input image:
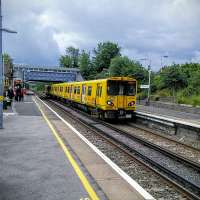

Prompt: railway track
[
  {"left": 40, "top": 97, "right": 200, "bottom": 200},
  {"left": 116, "top": 122, "right": 200, "bottom": 164}
]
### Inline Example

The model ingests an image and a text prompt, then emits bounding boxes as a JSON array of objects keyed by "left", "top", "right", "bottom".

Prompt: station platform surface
[
  {"left": 1, "top": 95, "right": 154, "bottom": 200},
  {"left": 137, "top": 104, "right": 200, "bottom": 126},
  {"left": 0, "top": 96, "right": 101, "bottom": 200}
]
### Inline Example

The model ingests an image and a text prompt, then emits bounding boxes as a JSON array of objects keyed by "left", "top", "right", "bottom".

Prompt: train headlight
[
  {"left": 107, "top": 100, "right": 114, "bottom": 106},
  {"left": 128, "top": 101, "right": 135, "bottom": 106}
]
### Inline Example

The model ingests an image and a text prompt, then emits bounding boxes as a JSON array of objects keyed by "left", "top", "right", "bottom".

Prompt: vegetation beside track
[{"left": 59, "top": 42, "right": 200, "bottom": 106}]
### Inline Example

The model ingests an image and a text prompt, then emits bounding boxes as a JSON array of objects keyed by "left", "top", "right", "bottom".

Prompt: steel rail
[
  {"left": 128, "top": 122, "right": 200, "bottom": 152},
  {"left": 42, "top": 98, "right": 200, "bottom": 200},
  {"left": 100, "top": 121, "right": 200, "bottom": 171}
]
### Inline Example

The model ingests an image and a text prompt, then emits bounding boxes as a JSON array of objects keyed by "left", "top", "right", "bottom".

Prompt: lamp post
[
  {"left": 160, "top": 55, "right": 168, "bottom": 68},
  {"left": 138, "top": 58, "right": 151, "bottom": 105},
  {"left": 0, "top": 0, "right": 17, "bottom": 129}
]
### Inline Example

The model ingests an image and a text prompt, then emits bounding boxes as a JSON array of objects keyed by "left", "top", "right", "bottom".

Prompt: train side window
[
  {"left": 96, "top": 86, "right": 99, "bottom": 97},
  {"left": 77, "top": 86, "right": 80, "bottom": 94},
  {"left": 87, "top": 86, "right": 92, "bottom": 96},
  {"left": 74, "top": 86, "right": 76, "bottom": 94}
]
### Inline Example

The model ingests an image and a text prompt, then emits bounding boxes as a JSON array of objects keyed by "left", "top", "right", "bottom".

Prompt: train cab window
[
  {"left": 125, "top": 82, "right": 136, "bottom": 96},
  {"left": 87, "top": 86, "right": 92, "bottom": 96},
  {"left": 107, "top": 80, "right": 136, "bottom": 96},
  {"left": 77, "top": 86, "right": 80, "bottom": 94},
  {"left": 107, "top": 80, "right": 119, "bottom": 95}
]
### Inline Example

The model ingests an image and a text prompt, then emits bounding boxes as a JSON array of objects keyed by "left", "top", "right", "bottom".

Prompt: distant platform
[{"left": 137, "top": 103, "right": 200, "bottom": 126}]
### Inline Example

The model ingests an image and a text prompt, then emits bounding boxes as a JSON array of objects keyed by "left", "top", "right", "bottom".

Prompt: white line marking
[
  {"left": 3, "top": 112, "right": 16, "bottom": 115},
  {"left": 12, "top": 101, "right": 18, "bottom": 114},
  {"left": 35, "top": 96, "right": 155, "bottom": 200}
]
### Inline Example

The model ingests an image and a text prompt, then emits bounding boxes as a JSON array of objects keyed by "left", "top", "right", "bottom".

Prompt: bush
[
  {"left": 137, "top": 91, "right": 147, "bottom": 100},
  {"left": 177, "top": 94, "right": 200, "bottom": 106},
  {"left": 155, "top": 89, "right": 171, "bottom": 97},
  {"left": 152, "top": 95, "right": 160, "bottom": 101},
  {"left": 191, "top": 96, "right": 200, "bottom": 106}
]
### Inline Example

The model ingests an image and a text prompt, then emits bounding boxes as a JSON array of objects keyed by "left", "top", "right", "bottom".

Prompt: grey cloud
[{"left": 3, "top": 0, "right": 200, "bottom": 70}]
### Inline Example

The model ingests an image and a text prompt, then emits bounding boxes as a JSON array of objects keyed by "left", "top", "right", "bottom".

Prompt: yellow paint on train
[{"left": 50, "top": 77, "right": 137, "bottom": 119}]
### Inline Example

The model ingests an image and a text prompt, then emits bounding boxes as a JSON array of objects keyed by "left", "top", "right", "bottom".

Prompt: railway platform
[
  {"left": 137, "top": 103, "right": 200, "bottom": 126},
  {"left": 0, "top": 95, "right": 154, "bottom": 200}
]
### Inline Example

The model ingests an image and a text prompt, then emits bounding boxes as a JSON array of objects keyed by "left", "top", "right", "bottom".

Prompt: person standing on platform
[
  {"left": 7, "top": 87, "right": 14, "bottom": 106},
  {"left": 20, "top": 87, "right": 24, "bottom": 101},
  {"left": 7, "top": 87, "right": 14, "bottom": 100},
  {"left": 15, "top": 85, "right": 22, "bottom": 102}
]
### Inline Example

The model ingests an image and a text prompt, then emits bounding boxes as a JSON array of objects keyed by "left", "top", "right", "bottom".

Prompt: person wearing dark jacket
[
  {"left": 7, "top": 87, "right": 14, "bottom": 100},
  {"left": 15, "top": 85, "right": 22, "bottom": 101}
]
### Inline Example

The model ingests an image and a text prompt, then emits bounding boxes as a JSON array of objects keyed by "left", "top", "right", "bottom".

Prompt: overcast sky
[{"left": 3, "top": 0, "right": 200, "bottom": 70}]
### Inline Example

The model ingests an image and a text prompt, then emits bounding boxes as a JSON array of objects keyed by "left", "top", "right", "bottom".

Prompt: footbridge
[{"left": 13, "top": 64, "right": 83, "bottom": 82}]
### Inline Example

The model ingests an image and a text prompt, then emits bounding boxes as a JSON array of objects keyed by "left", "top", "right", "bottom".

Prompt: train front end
[{"left": 105, "top": 77, "right": 137, "bottom": 119}]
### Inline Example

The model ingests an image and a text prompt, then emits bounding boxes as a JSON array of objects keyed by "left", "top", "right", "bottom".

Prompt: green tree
[
  {"left": 189, "top": 68, "right": 200, "bottom": 95},
  {"left": 158, "top": 64, "right": 187, "bottom": 98},
  {"left": 109, "top": 56, "right": 148, "bottom": 82},
  {"left": 79, "top": 50, "right": 92, "bottom": 79},
  {"left": 59, "top": 46, "right": 79, "bottom": 68},
  {"left": 93, "top": 42, "right": 121, "bottom": 72},
  {"left": 3, "top": 53, "right": 13, "bottom": 78}
]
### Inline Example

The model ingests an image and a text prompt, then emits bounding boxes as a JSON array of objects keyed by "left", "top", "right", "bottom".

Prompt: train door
[
  {"left": 81, "top": 84, "right": 86, "bottom": 104},
  {"left": 96, "top": 83, "right": 102, "bottom": 106},
  {"left": 117, "top": 82, "right": 127, "bottom": 109},
  {"left": 70, "top": 85, "right": 72, "bottom": 100}
]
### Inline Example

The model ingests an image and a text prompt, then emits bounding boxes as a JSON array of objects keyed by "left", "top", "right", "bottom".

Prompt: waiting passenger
[{"left": 15, "top": 85, "right": 22, "bottom": 102}]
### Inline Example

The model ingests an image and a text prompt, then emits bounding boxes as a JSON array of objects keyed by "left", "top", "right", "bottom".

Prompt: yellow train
[{"left": 48, "top": 77, "right": 137, "bottom": 119}]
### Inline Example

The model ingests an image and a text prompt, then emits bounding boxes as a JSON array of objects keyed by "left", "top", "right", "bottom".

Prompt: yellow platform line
[{"left": 34, "top": 98, "right": 100, "bottom": 200}]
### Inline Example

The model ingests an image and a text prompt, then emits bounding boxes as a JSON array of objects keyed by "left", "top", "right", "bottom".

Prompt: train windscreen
[{"left": 107, "top": 80, "right": 136, "bottom": 96}]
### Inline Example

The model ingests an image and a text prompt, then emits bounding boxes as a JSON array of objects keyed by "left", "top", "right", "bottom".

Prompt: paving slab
[{"left": 0, "top": 95, "right": 98, "bottom": 200}]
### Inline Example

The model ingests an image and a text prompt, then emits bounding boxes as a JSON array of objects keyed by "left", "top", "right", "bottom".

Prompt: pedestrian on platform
[
  {"left": 20, "top": 87, "right": 24, "bottom": 101},
  {"left": 7, "top": 87, "right": 14, "bottom": 100},
  {"left": 7, "top": 87, "right": 14, "bottom": 106},
  {"left": 15, "top": 85, "right": 22, "bottom": 102}
]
